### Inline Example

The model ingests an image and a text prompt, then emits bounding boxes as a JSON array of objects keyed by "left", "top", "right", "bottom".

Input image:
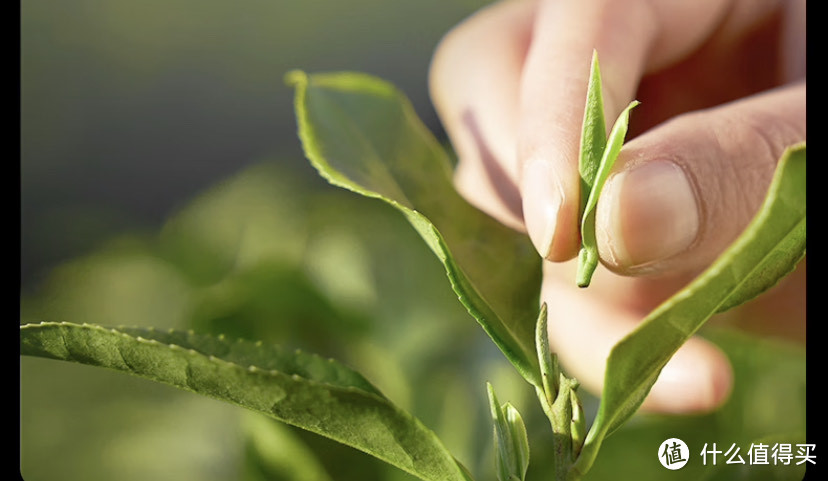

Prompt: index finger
[{"left": 517, "top": 0, "right": 777, "bottom": 261}]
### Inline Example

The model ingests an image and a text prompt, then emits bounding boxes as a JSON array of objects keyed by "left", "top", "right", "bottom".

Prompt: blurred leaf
[
  {"left": 20, "top": 238, "right": 192, "bottom": 329},
  {"left": 303, "top": 190, "right": 480, "bottom": 364},
  {"left": 158, "top": 163, "right": 310, "bottom": 286},
  {"left": 21, "top": 322, "right": 472, "bottom": 481},
  {"left": 288, "top": 70, "right": 542, "bottom": 386},
  {"left": 573, "top": 144, "right": 806, "bottom": 477},
  {"left": 241, "top": 412, "right": 334, "bottom": 481},
  {"left": 21, "top": 159, "right": 489, "bottom": 478},
  {"left": 187, "top": 262, "right": 370, "bottom": 353},
  {"left": 20, "top": 356, "right": 243, "bottom": 481},
  {"left": 488, "top": 383, "right": 530, "bottom": 481},
  {"left": 303, "top": 224, "right": 378, "bottom": 313}
]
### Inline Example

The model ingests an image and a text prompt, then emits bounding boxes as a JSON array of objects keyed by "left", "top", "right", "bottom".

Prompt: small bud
[
  {"left": 535, "top": 303, "right": 558, "bottom": 405},
  {"left": 570, "top": 388, "right": 585, "bottom": 457},
  {"left": 488, "top": 383, "right": 530, "bottom": 481}
]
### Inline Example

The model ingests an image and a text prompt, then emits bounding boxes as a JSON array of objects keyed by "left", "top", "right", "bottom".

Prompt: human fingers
[
  {"left": 428, "top": 0, "right": 785, "bottom": 241},
  {"left": 517, "top": 0, "right": 787, "bottom": 261},
  {"left": 429, "top": 0, "right": 537, "bottom": 231},
  {"left": 595, "top": 81, "right": 805, "bottom": 275}
]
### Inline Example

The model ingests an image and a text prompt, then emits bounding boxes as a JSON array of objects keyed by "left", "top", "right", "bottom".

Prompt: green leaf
[
  {"left": 287, "top": 70, "right": 542, "bottom": 386},
  {"left": 572, "top": 143, "right": 806, "bottom": 477},
  {"left": 577, "top": 50, "right": 607, "bottom": 219},
  {"left": 20, "top": 322, "right": 472, "bottom": 481},
  {"left": 581, "top": 327, "right": 805, "bottom": 480},
  {"left": 487, "top": 383, "right": 530, "bottom": 481},
  {"left": 535, "top": 303, "right": 558, "bottom": 406},
  {"left": 241, "top": 412, "right": 335, "bottom": 481},
  {"left": 569, "top": 388, "right": 585, "bottom": 457},
  {"left": 533, "top": 304, "right": 584, "bottom": 478},
  {"left": 576, "top": 97, "right": 639, "bottom": 288}
]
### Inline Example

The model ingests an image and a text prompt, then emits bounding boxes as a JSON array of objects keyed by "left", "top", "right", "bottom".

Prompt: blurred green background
[
  {"left": 21, "top": 0, "right": 488, "bottom": 287},
  {"left": 20, "top": 2, "right": 806, "bottom": 481}
]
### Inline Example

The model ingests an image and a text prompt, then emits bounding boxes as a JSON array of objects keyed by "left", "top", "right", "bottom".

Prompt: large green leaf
[
  {"left": 20, "top": 322, "right": 472, "bottom": 481},
  {"left": 583, "top": 327, "right": 805, "bottom": 481},
  {"left": 287, "top": 71, "right": 542, "bottom": 386},
  {"left": 572, "top": 143, "right": 806, "bottom": 477}
]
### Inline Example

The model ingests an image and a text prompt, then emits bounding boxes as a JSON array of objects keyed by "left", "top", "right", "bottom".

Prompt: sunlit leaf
[
  {"left": 20, "top": 322, "right": 473, "bottom": 481},
  {"left": 288, "top": 70, "right": 542, "bottom": 386},
  {"left": 572, "top": 143, "right": 806, "bottom": 477}
]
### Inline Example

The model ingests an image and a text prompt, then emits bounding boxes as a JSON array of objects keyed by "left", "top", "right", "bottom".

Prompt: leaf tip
[
  {"left": 576, "top": 248, "right": 597, "bottom": 288},
  {"left": 590, "top": 48, "right": 600, "bottom": 68},
  {"left": 486, "top": 381, "right": 496, "bottom": 401}
]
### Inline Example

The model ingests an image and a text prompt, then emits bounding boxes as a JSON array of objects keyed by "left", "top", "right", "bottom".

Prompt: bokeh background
[
  {"left": 21, "top": 0, "right": 483, "bottom": 286},
  {"left": 21, "top": 2, "right": 806, "bottom": 481}
]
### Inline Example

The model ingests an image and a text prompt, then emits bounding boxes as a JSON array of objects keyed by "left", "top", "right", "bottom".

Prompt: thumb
[{"left": 595, "top": 81, "right": 805, "bottom": 275}]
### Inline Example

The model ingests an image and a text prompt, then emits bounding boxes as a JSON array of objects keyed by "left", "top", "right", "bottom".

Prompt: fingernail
[
  {"left": 598, "top": 161, "right": 699, "bottom": 269},
  {"left": 521, "top": 159, "right": 564, "bottom": 259}
]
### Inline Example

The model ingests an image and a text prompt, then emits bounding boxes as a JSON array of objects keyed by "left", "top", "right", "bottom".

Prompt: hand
[{"left": 429, "top": 0, "right": 805, "bottom": 413}]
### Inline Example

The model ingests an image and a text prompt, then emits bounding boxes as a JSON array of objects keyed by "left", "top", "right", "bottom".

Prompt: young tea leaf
[
  {"left": 535, "top": 303, "right": 558, "bottom": 406},
  {"left": 571, "top": 143, "right": 806, "bottom": 477},
  {"left": 578, "top": 50, "right": 607, "bottom": 219},
  {"left": 569, "top": 388, "right": 585, "bottom": 457},
  {"left": 287, "top": 70, "right": 543, "bottom": 386},
  {"left": 20, "top": 322, "right": 473, "bottom": 481},
  {"left": 576, "top": 99, "right": 639, "bottom": 288},
  {"left": 533, "top": 303, "right": 584, "bottom": 479},
  {"left": 487, "top": 383, "right": 530, "bottom": 481}
]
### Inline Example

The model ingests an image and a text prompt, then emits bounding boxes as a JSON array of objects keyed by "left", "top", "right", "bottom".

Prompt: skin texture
[{"left": 429, "top": 0, "right": 805, "bottom": 413}]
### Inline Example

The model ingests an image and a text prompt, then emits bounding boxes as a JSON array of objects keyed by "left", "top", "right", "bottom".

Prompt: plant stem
[
  {"left": 534, "top": 305, "right": 584, "bottom": 480},
  {"left": 536, "top": 375, "right": 583, "bottom": 480}
]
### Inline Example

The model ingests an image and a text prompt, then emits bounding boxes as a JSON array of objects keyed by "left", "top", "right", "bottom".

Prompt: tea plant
[
  {"left": 20, "top": 52, "right": 806, "bottom": 481},
  {"left": 575, "top": 52, "right": 639, "bottom": 288}
]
